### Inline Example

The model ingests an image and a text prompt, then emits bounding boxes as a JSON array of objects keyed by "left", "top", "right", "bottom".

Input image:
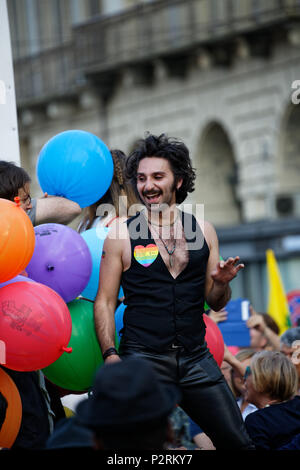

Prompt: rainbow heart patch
[{"left": 134, "top": 244, "right": 159, "bottom": 267}]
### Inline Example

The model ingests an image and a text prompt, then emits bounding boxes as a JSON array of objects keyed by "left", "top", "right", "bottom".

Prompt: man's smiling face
[{"left": 136, "top": 157, "right": 182, "bottom": 212}]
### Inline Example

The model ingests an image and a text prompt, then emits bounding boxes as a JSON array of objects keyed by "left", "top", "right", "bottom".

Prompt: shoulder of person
[{"left": 244, "top": 408, "right": 266, "bottom": 427}]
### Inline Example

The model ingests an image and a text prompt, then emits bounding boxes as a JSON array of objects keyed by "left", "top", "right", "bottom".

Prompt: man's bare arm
[
  {"left": 35, "top": 195, "right": 81, "bottom": 225},
  {"left": 203, "top": 221, "right": 244, "bottom": 312},
  {"left": 94, "top": 221, "right": 126, "bottom": 363}
]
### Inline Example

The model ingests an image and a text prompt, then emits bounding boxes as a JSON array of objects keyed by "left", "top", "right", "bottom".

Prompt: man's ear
[{"left": 176, "top": 177, "right": 183, "bottom": 190}]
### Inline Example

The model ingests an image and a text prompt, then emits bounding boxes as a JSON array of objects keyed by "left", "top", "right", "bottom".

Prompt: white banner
[{"left": 0, "top": 0, "right": 20, "bottom": 164}]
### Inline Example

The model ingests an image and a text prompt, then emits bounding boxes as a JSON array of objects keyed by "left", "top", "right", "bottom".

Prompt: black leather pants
[{"left": 119, "top": 340, "right": 255, "bottom": 450}]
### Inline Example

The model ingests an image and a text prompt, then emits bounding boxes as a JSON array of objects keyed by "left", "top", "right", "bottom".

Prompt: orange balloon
[
  {"left": 0, "top": 367, "right": 22, "bottom": 448},
  {"left": 0, "top": 198, "right": 35, "bottom": 283}
]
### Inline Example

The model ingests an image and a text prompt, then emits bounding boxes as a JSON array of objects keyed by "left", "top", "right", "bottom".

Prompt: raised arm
[
  {"left": 204, "top": 221, "right": 244, "bottom": 312},
  {"left": 35, "top": 194, "right": 81, "bottom": 225},
  {"left": 94, "top": 220, "right": 126, "bottom": 364},
  {"left": 246, "top": 306, "right": 281, "bottom": 351}
]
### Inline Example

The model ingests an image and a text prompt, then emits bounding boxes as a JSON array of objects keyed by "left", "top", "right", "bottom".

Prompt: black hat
[
  {"left": 76, "top": 357, "right": 180, "bottom": 433},
  {"left": 45, "top": 417, "right": 93, "bottom": 449}
]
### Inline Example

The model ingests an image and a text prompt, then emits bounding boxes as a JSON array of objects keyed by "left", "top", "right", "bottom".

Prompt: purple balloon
[
  {"left": 26, "top": 223, "right": 92, "bottom": 303},
  {"left": 0, "top": 274, "right": 35, "bottom": 289}
]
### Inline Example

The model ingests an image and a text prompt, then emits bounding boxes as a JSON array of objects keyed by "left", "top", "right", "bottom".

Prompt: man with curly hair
[{"left": 94, "top": 133, "right": 254, "bottom": 450}]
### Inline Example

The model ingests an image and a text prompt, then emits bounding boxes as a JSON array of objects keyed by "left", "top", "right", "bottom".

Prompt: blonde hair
[
  {"left": 80, "top": 149, "right": 138, "bottom": 231},
  {"left": 235, "top": 348, "right": 256, "bottom": 363},
  {"left": 250, "top": 350, "right": 298, "bottom": 402}
]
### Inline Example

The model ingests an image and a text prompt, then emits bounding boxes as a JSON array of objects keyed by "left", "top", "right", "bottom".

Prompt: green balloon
[{"left": 43, "top": 298, "right": 118, "bottom": 392}]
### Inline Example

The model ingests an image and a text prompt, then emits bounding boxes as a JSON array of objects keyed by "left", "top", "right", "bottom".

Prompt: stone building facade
[{"left": 7, "top": 0, "right": 300, "bottom": 309}]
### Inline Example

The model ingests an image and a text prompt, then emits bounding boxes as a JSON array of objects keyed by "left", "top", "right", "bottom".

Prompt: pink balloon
[{"left": 0, "top": 281, "right": 72, "bottom": 371}]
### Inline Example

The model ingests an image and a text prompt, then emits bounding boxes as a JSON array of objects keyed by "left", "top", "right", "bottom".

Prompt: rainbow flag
[{"left": 266, "top": 249, "right": 291, "bottom": 335}]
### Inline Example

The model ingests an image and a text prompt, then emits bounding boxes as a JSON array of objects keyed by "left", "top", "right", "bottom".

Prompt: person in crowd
[
  {"left": 74, "top": 357, "right": 179, "bottom": 450},
  {"left": 246, "top": 305, "right": 280, "bottom": 351},
  {"left": 0, "top": 366, "right": 58, "bottom": 449},
  {"left": 280, "top": 327, "right": 300, "bottom": 394},
  {"left": 77, "top": 149, "right": 140, "bottom": 232},
  {"left": 0, "top": 160, "right": 81, "bottom": 226},
  {"left": 229, "top": 348, "right": 258, "bottom": 419},
  {"left": 93, "top": 133, "right": 254, "bottom": 450},
  {"left": 244, "top": 350, "right": 300, "bottom": 450}
]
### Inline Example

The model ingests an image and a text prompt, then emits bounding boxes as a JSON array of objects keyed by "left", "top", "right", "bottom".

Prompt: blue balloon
[
  {"left": 36, "top": 130, "right": 114, "bottom": 208},
  {"left": 115, "top": 302, "right": 126, "bottom": 341},
  {"left": 80, "top": 226, "right": 109, "bottom": 301},
  {"left": 118, "top": 286, "right": 124, "bottom": 300}
]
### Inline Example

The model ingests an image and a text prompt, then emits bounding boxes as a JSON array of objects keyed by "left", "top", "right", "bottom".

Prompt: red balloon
[
  {"left": 0, "top": 282, "right": 72, "bottom": 371},
  {"left": 204, "top": 313, "right": 224, "bottom": 366}
]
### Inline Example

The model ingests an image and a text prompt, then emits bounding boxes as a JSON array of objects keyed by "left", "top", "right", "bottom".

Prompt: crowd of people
[{"left": 1, "top": 133, "right": 300, "bottom": 452}]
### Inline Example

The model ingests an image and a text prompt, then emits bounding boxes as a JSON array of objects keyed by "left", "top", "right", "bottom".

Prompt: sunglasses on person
[{"left": 243, "top": 366, "right": 252, "bottom": 381}]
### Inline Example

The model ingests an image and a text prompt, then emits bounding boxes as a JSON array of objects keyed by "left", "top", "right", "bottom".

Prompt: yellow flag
[{"left": 266, "top": 249, "right": 291, "bottom": 335}]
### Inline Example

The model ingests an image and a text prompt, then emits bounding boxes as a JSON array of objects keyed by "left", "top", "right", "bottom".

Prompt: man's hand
[
  {"left": 208, "top": 308, "right": 228, "bottom": 324},
  {"left": 211, "top": 257, "right": 244, "bottom": 285},
  {"left": 246, "top": 305, "right": 281, "bottom": 351},
  {"left": 246, "top": 305, "right": 266, "bottom": 333},
  {"left": 104, "top": 354, "right": 122, "bottom": 365},
  {"left": 223, "top": 344, "right": 246, "bottom": 378}
]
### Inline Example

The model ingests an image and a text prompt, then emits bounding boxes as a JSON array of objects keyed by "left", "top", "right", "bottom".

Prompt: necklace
[
  {"left": 148, "top": 219, "right": 177, "bottom": 268},
  {"left": 264, "top": 399, "right": 288, "bottom": 408}
]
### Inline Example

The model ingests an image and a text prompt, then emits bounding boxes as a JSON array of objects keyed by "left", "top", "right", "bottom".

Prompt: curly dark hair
[
  {"left": 126, "top": 133, "right": 196, "bottom": 204},
  {"left": 0, "top": 160, "right": 31, "bottom": 200}
]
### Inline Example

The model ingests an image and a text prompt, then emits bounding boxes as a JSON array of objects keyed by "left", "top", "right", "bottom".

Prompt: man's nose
[{"left": 144, "top": 178, "right": 155, "bottom": 192}]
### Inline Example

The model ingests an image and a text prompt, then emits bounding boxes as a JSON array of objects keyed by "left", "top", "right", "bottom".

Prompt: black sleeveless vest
[{"left": 121, "top": 210, "right": 210, "bottom": 352}]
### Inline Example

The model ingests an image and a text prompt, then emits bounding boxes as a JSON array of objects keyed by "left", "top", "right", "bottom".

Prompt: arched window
[
  {"left": 194, "top": 122, "right": 241, "bottom": 227},
  {"left": 277, "top": 103, "right": 300, "bottom": 217}
]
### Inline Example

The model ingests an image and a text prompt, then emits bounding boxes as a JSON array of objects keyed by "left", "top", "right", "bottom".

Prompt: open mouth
[{"left": 144, "top": 192, "right": 162, "bottom": 204}]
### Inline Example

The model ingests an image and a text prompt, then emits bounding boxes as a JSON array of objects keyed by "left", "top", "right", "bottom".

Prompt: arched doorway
[
  {"left": 194, "top": 122, "right": 241, "bottom": 227},
  {"left": 277, "top": 103, "right": 300, "bottom": 217}
]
